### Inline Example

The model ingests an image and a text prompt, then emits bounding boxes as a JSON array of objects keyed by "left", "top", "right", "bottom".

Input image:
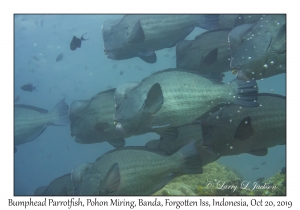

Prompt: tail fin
[
  {"left": 198, "top": 15, "right": 220, "bottom": 30},
  {"left": 50, "top": 98, "right": 70, "bottom": 125},
  {"left": 231, "top": 78, "right": 259, "bottom": 107},
  {"left": 175, "top": 141, "right": 203, "bottom": 174}
]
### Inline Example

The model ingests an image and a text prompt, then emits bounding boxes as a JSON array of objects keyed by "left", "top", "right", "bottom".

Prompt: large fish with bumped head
[
  {"left": 14, "top": 99, "right": 69, "bottom": 151},
  {"left": 114, "top": 68, "right": 258, "bottom": 139},
  {"left": 76, "top": 141, "right": 202, "bottom": 195},
  {"left": 229, "top": 14, "right": 286, "bottom": 80},
  {"left": 200, "top": 93, "right": 286, "bottom": 157},
  {"left": 176, "top": 28, "right": 232, "bottom": 75},
  {"left": 69, "top": 89, "right": 131, "bottom": 147},
  {"left": 102, "top": 14, "right": 220, "bottom": 63}
]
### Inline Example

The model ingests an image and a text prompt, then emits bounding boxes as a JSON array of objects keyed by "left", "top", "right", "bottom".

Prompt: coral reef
[{"left": 152, "top": 162, "right": 286, "bottom": 196}]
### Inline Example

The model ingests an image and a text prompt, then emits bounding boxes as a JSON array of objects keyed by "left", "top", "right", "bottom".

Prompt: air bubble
[
  {"left": 248, "top": 57, "right": 252, "bottom": 59},
  {"left": 216, "top": 116, "right": 219, "bottom": 119},
  {"left": 245, "top": 121, "right": 248, "bottom": 124},
  {"left": 252, "top": 72, "right": 255, "bottom": 74},
  {"left": 271, "top": 89, "right": 274, "bottom": 92},
  {"left": 229, "top": 119, "right": 232, "bottom": 123},
  {"left": 230, "top": 146, "right": 233, "bottom": 149},
  {"left": 270, "top": 61, "right": 274, "bottom": 64},
  {"left": 263, "top": 64, "right": 268, "bottom": 68}
]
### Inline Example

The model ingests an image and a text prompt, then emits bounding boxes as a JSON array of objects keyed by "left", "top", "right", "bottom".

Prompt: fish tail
[
  {"left": 175, "top": 141, "right": 203, "bottom": 174},
  {"left": 50, "top": 98, "right": 70, "bottom": 125},
  {"left": 198, "top": 15, "right": 220, "bottom": 30},
  {"left": 231, "top": 77, "right": 259, "bottom": 107}
]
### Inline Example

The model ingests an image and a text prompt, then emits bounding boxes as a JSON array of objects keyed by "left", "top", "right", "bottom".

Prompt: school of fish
[{"left": 14, "top": 14, "right": 286, "bottom": 195}]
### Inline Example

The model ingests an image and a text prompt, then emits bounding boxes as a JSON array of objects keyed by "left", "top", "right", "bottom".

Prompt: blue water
[{"left": 14, "top": 15, "right": 285, "bottom": 195}]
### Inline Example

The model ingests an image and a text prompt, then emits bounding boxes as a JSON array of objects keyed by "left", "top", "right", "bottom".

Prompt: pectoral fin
[
  {"left": 202, "top": 48, "right": 218, "bottom": 66},
  {"left": 143, "top": 83, "right": 164, "bottom": 114},
  {"left": 107, "top": 138, "right": 125, "bottom": 148},
  {"left": 139, "top": 53, "right": 157, "bottom": 63},
  {"left": 233, "top": 116, "right": 254, "bottom": 141},
  {"left": 156, "top": 127, "right": 178, "bottom": 141},
  {"left": 99, "top": 163, "right": 120, "bottom": 194}
]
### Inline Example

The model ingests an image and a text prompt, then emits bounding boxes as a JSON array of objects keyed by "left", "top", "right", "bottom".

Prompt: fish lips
[
  {"left": 115, "top": 122, "right": 126, "bottom": 134},
  {"left": 104, "top": 49, "right": 116, "bottom": 59}
]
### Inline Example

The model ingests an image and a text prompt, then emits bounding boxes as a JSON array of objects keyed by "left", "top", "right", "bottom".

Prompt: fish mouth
[
  {"left": 104, "top": 49, "right": 116, "bottom": 59},
  {"left": 115, "top": 122, "right": 125, "bottom": 134}
]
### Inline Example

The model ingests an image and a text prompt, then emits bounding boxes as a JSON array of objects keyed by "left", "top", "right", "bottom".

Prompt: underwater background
[{"left": 14, "top": 14, "right": 286, "bottom": 195}]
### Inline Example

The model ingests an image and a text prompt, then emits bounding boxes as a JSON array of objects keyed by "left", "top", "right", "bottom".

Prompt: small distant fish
[
  {"left": 280, "top": 166, "right": 286, "bottom": 174},
  {"left": 40, "top": 20, "right": 44, "bottom": 27},
  {"left": 21, "top": 84, "right": 37, "bottom": 92},
  {"left": 252, "top": 167, "right": 259, "bottom": 170},
  {"left": 14, "top": 95, "right": 20, "bottom": 103},
  {"left": 261, "top": 162, "right": 266, "bottom": 165},
  {"left": 256, "top": 177, "right": 264, "bottom": 182},
  {"left": 119, "top": 70, "right": 124, "bottom": 75},
  {"left": 70, "top": 33, "right": 90, "bottom": 51},
  {"left": 56, "top": 53, "right": 63, "bottom": 62},
  {"left": 31, "top": 56, "right": 39, "bottom": 61}
]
